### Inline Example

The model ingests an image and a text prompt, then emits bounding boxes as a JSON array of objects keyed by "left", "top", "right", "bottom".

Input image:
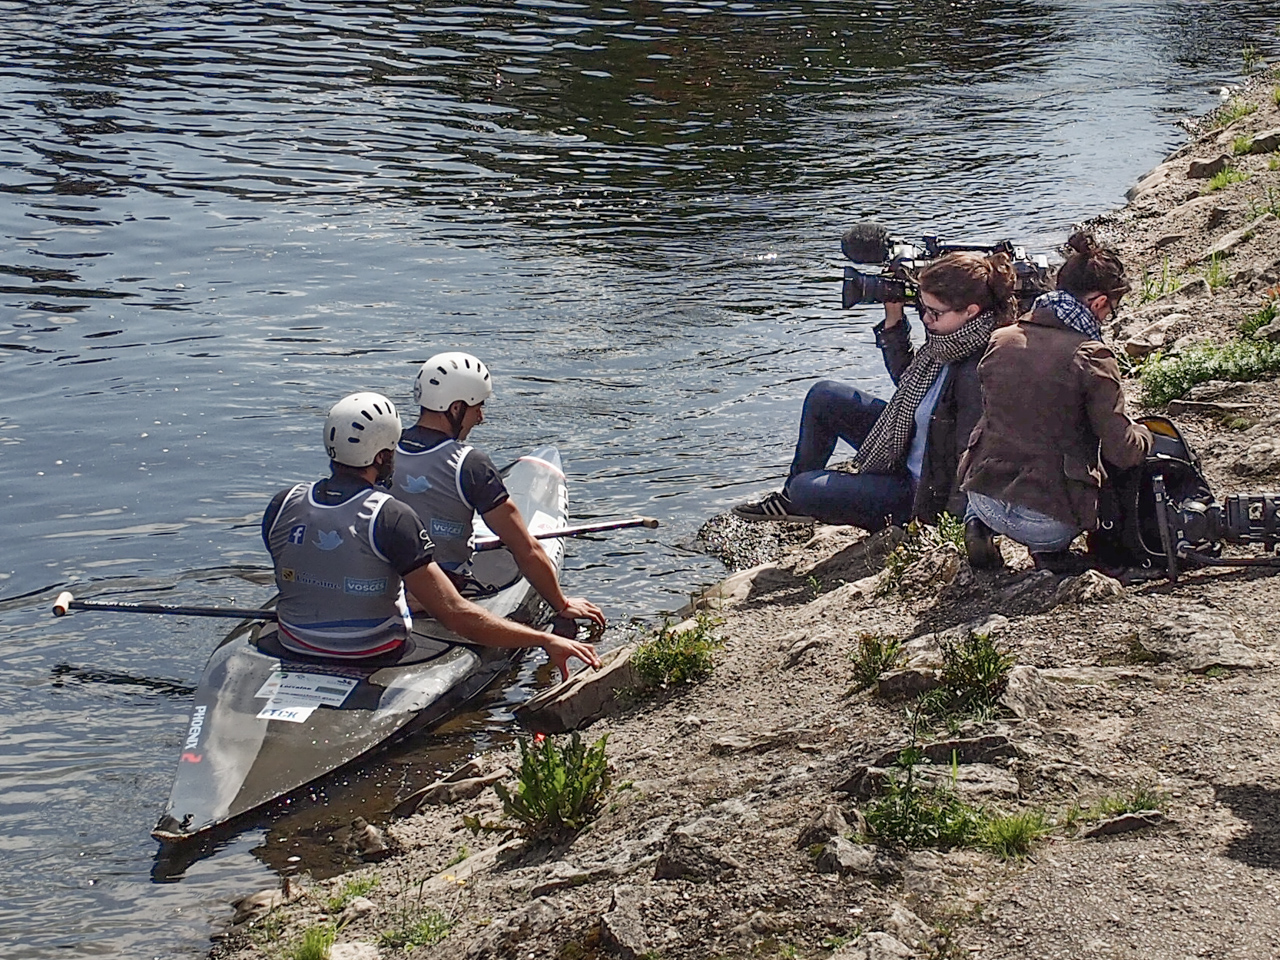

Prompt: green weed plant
[
  {"left": 1248, "top": 185, "right": 1280, "bottom": 219},
  {"left": 377, "top": 868, "right": 455, "bottom": 952},
  {"left": 1138, "top": 257, "right": 1179, "bottom": 303},
  {"left": 849, "top": 632, "right": 903, "bottom": 691},
  {"left": 286, "top": 923, "right": 337, "bottom": 960},
  {"left": 1233, "top": 134, "right": 1254, "bottom": 155},
  {"left": 1240, "top": 295, "right": 1279, "bottom": 337},
  {"left": 379, "top": 909, "right": 454, "bottom": 952},
  {"left": 1202, "top": 252, "right": 1230, "bottom": 290},
  {"left": 1216, "top": 98, "right": 1258, "bottom": 127},
  {"left": 864, "top": 749, "right": 985, "bottom": 850},
  {"left": 1064, "top": 786, "right": 1167, "bottom": 833},
  {"left": 1140, "top": 338, "right": 1280, "bottom": 405},
  {"left": 492, "top": 732, "right": 612, "bottom": 841},
  {"left": 631, "top": 614, "right": 722, "bottom": 688},
  {"left": 981, "top": 809, "right": 1050, "bottom": 859},
  {"left": 879, "top": 515, "right": 965, "bottom": 594},
  {"left": 1243, "top": 44, "right": 1262, "bottom": 75},
  {"left": 918, "top": 631, "right": 1015, "bottom": 720},
  {"left": 1205, "top": 166, "right": 1249, "bottom": 193},
  {"left": 323, "top": 875, "right": 379, "bottom": 915},
  {"left": 864, "top": 748, "right": 1047, "bottom": 859}
]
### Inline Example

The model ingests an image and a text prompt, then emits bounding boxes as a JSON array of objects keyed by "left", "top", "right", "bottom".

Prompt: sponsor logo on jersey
[
  {"left": 344, "top": 577, "right": 389, "bottom": 595},
  {"left": 293, "top": 571, "right": 340, "bottom": 590},
  {"left": 315, "top": 530, "right": 344, "bottom": 551},
  {"left": 288, "top": 524, "right": 307, "bottom": 544},
  {"left": 430, "top": 517, "right": 468, "bottom": 540},
  {"left": 403, "top": 474, "right": 432, "bottom": 494},
  {"left": 281, "top": 568, "right": 296, "bottom": 582}
]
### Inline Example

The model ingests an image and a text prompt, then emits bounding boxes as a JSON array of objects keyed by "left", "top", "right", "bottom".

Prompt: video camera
[
  {"left": 1093, "top": 417, "right": 1280, "bottom": 580},
  {"left": 840, "top": 222, "right": 1053, "bottom": 314}
]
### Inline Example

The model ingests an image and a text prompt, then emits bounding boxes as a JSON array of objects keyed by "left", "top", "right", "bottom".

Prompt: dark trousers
[{"left": 783, "top": 380, "right": 914, "bottom": 530}]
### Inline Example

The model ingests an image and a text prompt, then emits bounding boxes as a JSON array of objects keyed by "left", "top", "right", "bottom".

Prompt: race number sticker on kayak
[
  {"left": 254, "top": 670, "right": 359, "bottom": 722},
  {"left": 527, "top": 510, "right": 560, "bottom": 536}
]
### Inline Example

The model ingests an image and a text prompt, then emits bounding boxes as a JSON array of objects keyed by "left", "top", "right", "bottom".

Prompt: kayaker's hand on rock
[
  {"left": 558, "top": 597, "right": 605, "bottom": 627},
  {"left": 543, "top": 635, "right": 602, "bottom": 681}
]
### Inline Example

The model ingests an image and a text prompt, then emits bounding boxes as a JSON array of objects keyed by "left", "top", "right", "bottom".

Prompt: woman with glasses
[
  {"left": 959, "top": 231, "right": 1152, "bottom": 573},
  {"left": 734, "top": 251, "right": 1015, "bottom": 529}
]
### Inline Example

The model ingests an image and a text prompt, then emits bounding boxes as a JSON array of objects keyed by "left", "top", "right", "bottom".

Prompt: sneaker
[
  {"left": 732, "top": 491, "right": 814, "bottom": 523},
  {"left": 964, "top": 517, "right": 1002, "bottom": 570}
]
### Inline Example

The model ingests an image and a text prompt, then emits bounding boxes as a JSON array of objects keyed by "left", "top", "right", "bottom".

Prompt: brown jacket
[{"left": 958, "top": 306, "right": 1152, "bottom": 530}]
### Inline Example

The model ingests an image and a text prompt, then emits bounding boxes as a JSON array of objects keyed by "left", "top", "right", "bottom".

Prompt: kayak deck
[{"left": 153, "top": 446, "right": 567, "bottom": 842}]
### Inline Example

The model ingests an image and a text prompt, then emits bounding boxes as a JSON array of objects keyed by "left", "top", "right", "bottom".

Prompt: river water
[{"left": 1, "top": 1, "right": 1277, "bottom": 955}]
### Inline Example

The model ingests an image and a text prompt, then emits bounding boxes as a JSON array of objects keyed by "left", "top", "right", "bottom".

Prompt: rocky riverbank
[{"left": 211, "top": 77, "right": 1280, "bottom": 960}]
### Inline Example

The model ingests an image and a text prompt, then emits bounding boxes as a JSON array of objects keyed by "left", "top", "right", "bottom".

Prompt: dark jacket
[
  {"left": 875, "top": 316, "right": 984, "bottom": 523},
  {"left": 958, "top": 306, "right": 1152, "bottom": 530}
]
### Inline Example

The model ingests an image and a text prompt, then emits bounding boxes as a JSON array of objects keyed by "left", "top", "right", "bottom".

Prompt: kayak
[{"left": 151, "top": 446, "right": 569, "bottom": 843}]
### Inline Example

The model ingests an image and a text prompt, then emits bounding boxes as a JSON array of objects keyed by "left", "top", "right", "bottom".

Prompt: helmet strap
[
  {"left": 445, "top": 401, "right": 468, "bottom": 439},
  {"left": 373, "top": 450, "right": 395, "bottom": 489}
]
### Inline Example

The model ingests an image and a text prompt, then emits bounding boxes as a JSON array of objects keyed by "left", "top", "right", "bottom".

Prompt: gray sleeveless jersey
[
  {"left": 393, "top": 438, "right": 477, "bottom": 570},
  {"left": 266, "top": 482, "right": 406, "bottom": 655}
]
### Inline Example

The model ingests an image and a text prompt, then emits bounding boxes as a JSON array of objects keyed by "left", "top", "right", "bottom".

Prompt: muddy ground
[{"left": 211, "top": 75, "right": 1280, "bottom": 960}]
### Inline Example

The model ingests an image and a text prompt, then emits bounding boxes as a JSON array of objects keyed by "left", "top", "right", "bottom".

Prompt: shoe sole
[{"left": 732, "top": 509, "right": 816, "bottom": 524}]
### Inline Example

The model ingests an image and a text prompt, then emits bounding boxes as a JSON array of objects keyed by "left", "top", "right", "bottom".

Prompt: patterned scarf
[
  {"left": 1034, "top": 290, "right": 1102, "bottom": 340},
  {"left": 852, "top": 310, "right": 998, "bottom": 475}
]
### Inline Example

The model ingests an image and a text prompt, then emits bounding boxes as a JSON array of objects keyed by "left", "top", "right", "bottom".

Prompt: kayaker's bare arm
[
  {"left": 482, "top": 500, "right": 606, "bottom": 627},
  {"left": 403, "top": 561, "right": 601, "bottom": 680}
]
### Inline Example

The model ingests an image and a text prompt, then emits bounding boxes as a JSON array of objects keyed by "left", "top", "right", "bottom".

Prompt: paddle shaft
[
  {"left": 51, "top": 516, "right": 659, "bottom": 617},
  {"left": 53, "top": 592, "right": 277, "bottom": 620},
  {"left": 473, "top": 515, "right": 659, "bottom": 552}
]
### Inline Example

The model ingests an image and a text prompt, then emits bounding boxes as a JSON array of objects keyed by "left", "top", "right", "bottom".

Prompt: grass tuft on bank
[
  {"left": 1139, "top": 337, "right": 1280, "bottom": 405},
  {"left": 631, "top": 613, "right": 723, "bottom": 688}
]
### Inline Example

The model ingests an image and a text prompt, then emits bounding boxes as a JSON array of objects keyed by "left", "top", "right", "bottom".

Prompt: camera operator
[
  {"left": 959, "top": 231, "right": 1153, "bottom": 573},
  {"left": 734, "top": 252, "right": 1016, "bottom": 529}
]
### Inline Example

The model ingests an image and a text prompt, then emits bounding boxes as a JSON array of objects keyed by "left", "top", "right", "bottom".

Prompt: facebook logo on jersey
[{"left": 288, "top": 525, "right": 307, "bottom": 545}]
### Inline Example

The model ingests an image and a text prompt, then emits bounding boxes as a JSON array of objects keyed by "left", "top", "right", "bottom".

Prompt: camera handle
[{"left": 1151, "top": 473, "right": 1180, "bottom": 583}]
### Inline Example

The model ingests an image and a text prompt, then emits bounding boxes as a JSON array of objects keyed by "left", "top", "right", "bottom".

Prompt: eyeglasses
[
  {"left": 921, "top": 304, "right": 956, "bottom": 321},
  {"left": 1091, "top": 293, "right": 1123, "bottom": 321}
]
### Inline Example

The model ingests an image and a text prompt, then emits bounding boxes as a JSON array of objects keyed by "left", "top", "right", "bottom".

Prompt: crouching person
[{"left": 959, "top": 232, "right": 1152, "bottom": 573}]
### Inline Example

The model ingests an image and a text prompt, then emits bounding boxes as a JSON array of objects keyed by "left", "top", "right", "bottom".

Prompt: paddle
[
  {"left": 52, "top": 592, "right": 278, "bottom": 620},
  {"left": 472, "top": 515, "right": 659, "bottom": 552},
  {"left": 50, "top": 517, "right": 659, "bottom": 620}
]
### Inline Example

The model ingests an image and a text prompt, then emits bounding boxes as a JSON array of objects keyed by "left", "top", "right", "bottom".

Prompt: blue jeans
[
  {"left": 782, "top": 380, "right": 914, "bottom": 530},
  {"left": 966, "top": 491, "right": 1080, "bottom": 553}
]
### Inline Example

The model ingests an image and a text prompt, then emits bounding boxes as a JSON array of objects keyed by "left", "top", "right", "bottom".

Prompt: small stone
[
  {"left": 676, "top": 715, "right": 703, "bottom": 735},
  {"left": 1054, "top": 570, "right": 1123, "bottom": 606},
  {"left": 331, "top": 944, "right": 381, "bottom": 960},
  {"left": 336, "top": 897, "right": 376, "bottom": 926},
  {"left": 1081, "top": 810, "right": 1167, "bottom": 838},
  {"left": 1187, "top": 154, "right": 1230, "bottom": 179},
  {"left": 1248, "top": 128, "right": 1280, "bottom": 153},
  {"left": 797, "top": 804, "right": 851, "bottom": 849},
  {"left": 653, "top": 830, "right": 741, "bottom": 881},
  {"left": 875, "top": 667, "right": 942, "bottom": 700}
]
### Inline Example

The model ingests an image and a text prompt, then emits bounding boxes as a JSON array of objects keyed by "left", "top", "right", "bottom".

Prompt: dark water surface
[{"left": 2, "top": 1, "right": 1278, "bottom": 955}]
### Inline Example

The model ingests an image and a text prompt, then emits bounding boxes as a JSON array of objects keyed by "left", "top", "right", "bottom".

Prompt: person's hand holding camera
[{"left": 882, "top": 298, "right": 906, "bottom": 329}]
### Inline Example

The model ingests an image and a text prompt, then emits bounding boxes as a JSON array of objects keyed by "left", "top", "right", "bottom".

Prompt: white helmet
[
  {"left": 323, "top": 392, "right": 402, "bottom": 467},
  {"left": 413, "top": 352, "right": 493, "bottom": 412}
]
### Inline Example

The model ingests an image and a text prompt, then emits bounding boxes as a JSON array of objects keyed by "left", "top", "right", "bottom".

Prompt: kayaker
[
  {"left": 391, "top": 351, "right": 606, "bottom": 629},
  {"left": 262, "top": 391, "right": 601, "bottom": 679},
  {"left": 733, "top": 252, "right": 1017, "bottom": 529}
]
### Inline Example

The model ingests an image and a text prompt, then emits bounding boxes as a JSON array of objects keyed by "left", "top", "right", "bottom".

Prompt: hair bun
[{"left": 1065, "top": 230, "right": 1098, "bottom": 257}]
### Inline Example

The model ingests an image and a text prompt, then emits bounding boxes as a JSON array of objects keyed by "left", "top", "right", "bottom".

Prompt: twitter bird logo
[
  {"left": 403, "top": 475, "right": 432, "bottom": 494},
  {"left": 315, "top": 530, "right": 344, "bottom": 551}
]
